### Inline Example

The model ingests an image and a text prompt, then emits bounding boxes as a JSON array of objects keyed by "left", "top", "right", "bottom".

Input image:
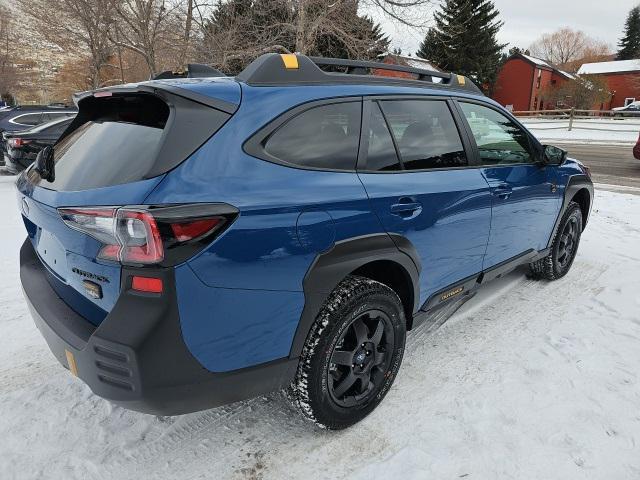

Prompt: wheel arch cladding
[
  {"left": 289, "top": 233, "right": 421, "bottom": 358},
  {"left": 548, "top": 174, "right": 593, "bottom": 249},
  {"left": 572, "top": 187, "right": 591, "bottom": 230},
  {"left": 351, "top": 260, "right": 415, "bottom": 329}
]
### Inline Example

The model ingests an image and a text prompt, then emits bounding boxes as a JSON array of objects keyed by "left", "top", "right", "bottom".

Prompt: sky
[{"left": 364, "top": 0, "right": 637, "bottom": 56}]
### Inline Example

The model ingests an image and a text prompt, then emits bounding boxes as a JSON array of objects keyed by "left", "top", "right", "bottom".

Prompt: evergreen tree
[
  {"left": 617, "top": 6, "right": 640, "bottom": 60},
  {"left": 416, "top": 0, "right": 506, "bottom": 91}
]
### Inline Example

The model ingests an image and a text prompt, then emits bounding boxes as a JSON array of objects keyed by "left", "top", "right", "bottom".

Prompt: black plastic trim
[
  {"left": 547, "top": 174, "right": 594, "bottom": 247},
  {"left": 420, "top": 248, "right": 547, "bottom": 313},
  {"left": 20, "top": 239, "right": 296, "bottom": 415},
  {"left": 289, "top": 233, "right": 421, "bottom": 358},
  {"left": 74, "top": 83, "right": 238, "bottom": 114},
  {"left": 420, "top": 272, "right": 482, "bottom": 312},
  {"left": 479, "top": 248, "right": 542, "bottom": 285}
]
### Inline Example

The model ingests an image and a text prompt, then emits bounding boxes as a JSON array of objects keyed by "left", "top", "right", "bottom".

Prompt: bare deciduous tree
[
  {"left": 542, "top": 74, "right": 611, "bottom": 110},
  {"left": 17, "top": 0, "right": 117, "bottom": 88},
  {"left": 529, "top": 27, "right": 612, "bottom": 72},
  {"left": 197, "top": 0, "right": 426, "bottom": 74},
  {"left": 110, "top": 0, "right": 181, "bottom": 76},
  {"left": 0, "top": 4, "right": 17, "bottom": 99}
]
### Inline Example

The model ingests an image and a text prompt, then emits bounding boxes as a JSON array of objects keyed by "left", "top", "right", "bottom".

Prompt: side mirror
[
  {"left": 543, "top": 145, "right": 567, "bottom": 165},
  {"left": 34, "top": 145, "right": 55, "bottom": 182}
]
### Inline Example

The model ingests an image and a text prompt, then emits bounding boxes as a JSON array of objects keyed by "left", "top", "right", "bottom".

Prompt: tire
[
  {"left": 291, "top": 275, "right": 406, "bottom": 430},
  {"left": 529, "top": 201, "right": 583, "bottom": 280}
]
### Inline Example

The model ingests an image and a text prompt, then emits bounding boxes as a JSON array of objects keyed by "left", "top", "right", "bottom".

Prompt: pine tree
[
  {"left": 617, "top": 6, "right": 640, "bottom": 60},
  {"left": 416, "top": 0, "right": 506, "bottom": 91}
]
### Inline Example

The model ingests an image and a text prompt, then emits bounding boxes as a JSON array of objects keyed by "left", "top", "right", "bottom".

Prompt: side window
[
  {"left": 379, "top": 100, "right": 468, "bottom": 170},
  {"left": 459, "top": 102, "right": 535, "bottom": 165},
  {"left": 264, "top": 102, "right": 361, "bottom": 170},
  {"left": 366, "top": 102, "right": 401, "bottom": 171},
  {"left": 12, "top": 113, "right": 42, "bottom": 126}
]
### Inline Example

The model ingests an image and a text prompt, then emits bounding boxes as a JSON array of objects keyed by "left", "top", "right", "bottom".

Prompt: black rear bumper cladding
[{"left": 20, "top": 239, "right": 297, "bottom": 415}]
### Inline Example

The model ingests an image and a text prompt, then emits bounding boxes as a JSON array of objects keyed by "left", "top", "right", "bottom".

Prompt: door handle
[
  {"left": 491, "top": 184, "right": 513, "bottom": 200},
  {"left": 390, "top": 199, "right": 423, "bottom": 218}
]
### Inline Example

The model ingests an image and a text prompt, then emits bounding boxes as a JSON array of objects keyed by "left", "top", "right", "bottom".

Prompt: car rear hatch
[{"left": 16, "top": 81, "right": 239, "bottom": 325}]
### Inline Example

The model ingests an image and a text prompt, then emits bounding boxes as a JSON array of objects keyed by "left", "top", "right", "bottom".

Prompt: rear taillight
[
  {"left": 59, "top": 204, "right": 238, "bottom": 266},
  {"left": 8, "top": 138, "right": 30, "bottom": 148}
]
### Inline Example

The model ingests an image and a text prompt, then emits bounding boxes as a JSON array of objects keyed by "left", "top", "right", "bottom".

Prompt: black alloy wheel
[{"left": 327, "top": 309, "right": 394, "bottom": 408}]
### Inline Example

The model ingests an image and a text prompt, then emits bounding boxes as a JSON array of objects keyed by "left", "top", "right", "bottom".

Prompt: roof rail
[
  {"left": 236, "top": 53, "right": 482, "bottom": 94},
  {"left": 152, "top": 64, "right": 225, "bottom": 80}
]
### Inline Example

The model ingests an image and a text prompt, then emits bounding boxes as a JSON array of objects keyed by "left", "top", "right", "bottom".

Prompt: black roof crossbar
[
  {"left": 236, "top": 53, "right": 483, "bottom": 95},
  {"left": 153, "top": 64, "right": 225, "bottom": 80},
  {"left": 310, "top": 56, "right": 448, "bottom": 82}
]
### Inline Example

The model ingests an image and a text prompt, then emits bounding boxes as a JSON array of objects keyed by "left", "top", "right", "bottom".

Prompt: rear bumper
[{"left": 20, "top": 239, "right": 297, "bottom": 415}]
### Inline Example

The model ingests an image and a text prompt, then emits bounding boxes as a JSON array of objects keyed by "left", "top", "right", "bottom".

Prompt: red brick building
[
  {"left": 492, "top": 53, "right": 575, "bottom": 112},
  {"left": 577, "top": 59, "right": 640, "bottom": 109}
]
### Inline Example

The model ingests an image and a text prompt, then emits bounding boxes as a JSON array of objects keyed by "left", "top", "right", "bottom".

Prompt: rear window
[
  {"left": 46, "top": 121, "right": 165, "bottom": 190},
  {"left": 31, "top": 92, "right": 231, "bottom": 191}
]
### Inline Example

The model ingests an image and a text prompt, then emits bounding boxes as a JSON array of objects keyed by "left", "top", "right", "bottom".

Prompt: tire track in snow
[{"left": 102, "top": 260, "right": 609, "bottom": 480}]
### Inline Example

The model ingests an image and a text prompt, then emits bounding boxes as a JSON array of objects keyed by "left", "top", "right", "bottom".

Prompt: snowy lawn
[
  {"left": 521, "top": 117, "right": 639, "bottom": 144},
  {"left": 1, "top": 175, "right": 639, "bottom": 479}
]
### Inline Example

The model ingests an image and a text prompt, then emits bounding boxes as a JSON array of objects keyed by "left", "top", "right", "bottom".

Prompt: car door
[
  {"left": 455, "top": 100, "right": 562, "bottom": 269},
  {"left": 357, "top": 97, "right": 492, "bottom": 308}
]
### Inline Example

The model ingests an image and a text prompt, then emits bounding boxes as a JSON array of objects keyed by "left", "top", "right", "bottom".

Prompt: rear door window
[
  {"left": 366, "top": 102, "right": 401, "bottom": 171},
  {"left": 378, "top": 100, "right": 468, "bottom": 170},
  {"left": 263, "top": 102, "right": 361, "bottom": 171}
]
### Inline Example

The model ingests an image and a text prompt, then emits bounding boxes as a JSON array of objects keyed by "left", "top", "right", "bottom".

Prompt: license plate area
[{"left": 36, "top": 229, "right": 68, "bottom": 281}]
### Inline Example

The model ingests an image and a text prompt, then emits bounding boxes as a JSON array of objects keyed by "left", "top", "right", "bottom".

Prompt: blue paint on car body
[{"left": 16, "top": 54, "right": 593, "bottom": 410}]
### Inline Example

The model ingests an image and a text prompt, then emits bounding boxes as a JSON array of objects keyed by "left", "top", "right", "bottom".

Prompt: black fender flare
[
  {"left": 548, "top": 173, "right": 593, "bottom": 248},
  {"left": 288, "top": 233, "right": 421, "bottom": 358}
]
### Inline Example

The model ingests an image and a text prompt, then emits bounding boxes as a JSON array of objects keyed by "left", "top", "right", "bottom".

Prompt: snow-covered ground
[
  {"left": 521, "top": 117, "right": 640, "bottom": 144},
  {"left": 1, "top": 175, "right": 640, "bottom": 480}
]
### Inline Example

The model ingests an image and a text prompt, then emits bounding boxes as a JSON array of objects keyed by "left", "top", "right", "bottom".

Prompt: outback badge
[
  {"left": 82, "top": 280, "right": 103, "bottom": 300},
  {"left": 441, "top": 286, "right": 464, "bottom": 302}
]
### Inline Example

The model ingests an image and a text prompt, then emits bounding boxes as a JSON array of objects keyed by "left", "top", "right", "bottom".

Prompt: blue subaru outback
[{"left": 17, "top": 54, "right": 593, "bottom": 429}]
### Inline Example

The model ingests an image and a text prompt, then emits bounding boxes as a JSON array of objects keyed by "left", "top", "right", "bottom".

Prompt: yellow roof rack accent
[{"left": 280, "top": 54, "right": 299, "bottom": 69}]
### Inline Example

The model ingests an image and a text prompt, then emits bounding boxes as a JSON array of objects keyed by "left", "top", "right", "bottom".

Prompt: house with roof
[
  {"left": 577, "top": 59, "right": 640, "bottom": 109},
  {"left": 373, "top": 53, "right": 440, "bottom": 79},
  {"left": 492, "top": 53, "right": 575, "bottom": 112}
]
